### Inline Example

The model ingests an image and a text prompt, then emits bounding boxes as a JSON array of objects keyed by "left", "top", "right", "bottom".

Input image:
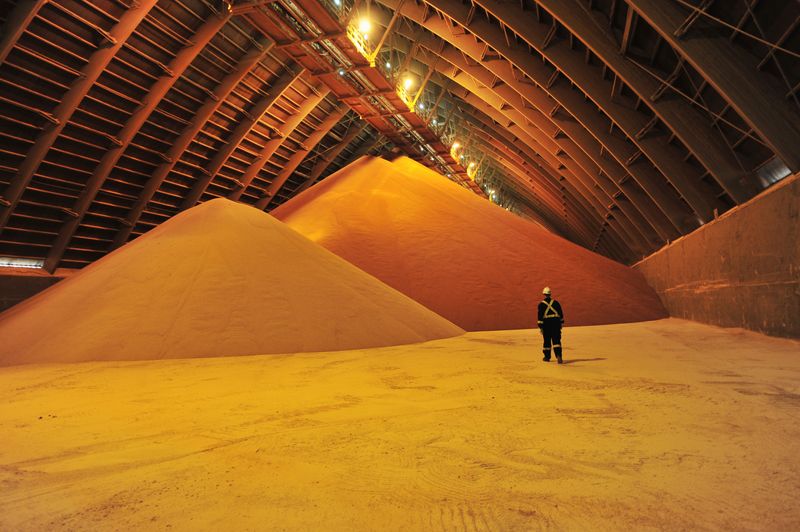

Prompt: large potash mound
[
  {"left": 272, "top": 156, "right": 667, "bottom": 331},
  {"left": 0, "top": 198, "right": 463, "bottom": 366}
]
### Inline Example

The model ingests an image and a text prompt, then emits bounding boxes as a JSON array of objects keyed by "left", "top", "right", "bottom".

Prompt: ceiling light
[
  {"left": 338, "top": 68, "right": 345, "bottom": 76},
  {"left": 403, "top": 77, "right": 414, "bottom": 90},
  {"left": 359, "top": 19, "right": 371, "bottom": 37},
  {"left": 385, "top": 61, "right": 391, "bottom": 68}
]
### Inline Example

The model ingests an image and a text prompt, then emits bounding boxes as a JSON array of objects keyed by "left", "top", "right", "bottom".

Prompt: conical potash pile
[
  {"left": 0, "top": 199, "right": 463, "bottom": 365},
  {"left": 272, "top": 156, "right": 667, "bottom": 331}
]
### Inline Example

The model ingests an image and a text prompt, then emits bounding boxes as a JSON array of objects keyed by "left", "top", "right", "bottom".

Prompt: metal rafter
[
  {"left": 405, "top": 39, "right": 661, "bottom": 250},
  {"left": 43, "top": 13, "right": 237, "bottom": 272},
  {"left": 110, "top": 35, "right": 271, "bottom": 249},
  {"left": 628, "top": 0, "right": 800, "bottom": 171},
  {"left": 0, "top": 0, "right": 49, "bottom": 65},
  {"left": 392, "top": 37, "right": 639, "bottom": 257},
  {"left": 293, "top": 121, "right": 369, "bottom": 195},
  {"left": 229, "top": 84, "right": 331, "bottom": 201},
  {"left": 256, "top": 103, "right": 349, "bottom": 209},
  {"left": 487, "top": 0, "right": 760, "bottom": 204},
  {"left": 179, "top": 64, "right": 304, "bottom": 211},
  {"left": 0, "top": 1, "right": 160, "bottom": 231},
  {"left": 374, "top": 0, "right": 718, "bottom": 227}
]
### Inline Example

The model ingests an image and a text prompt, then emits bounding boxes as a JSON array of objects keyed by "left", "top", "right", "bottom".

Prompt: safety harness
[{"left": 542, "top": 299, "right": 560, "bottom": 319}]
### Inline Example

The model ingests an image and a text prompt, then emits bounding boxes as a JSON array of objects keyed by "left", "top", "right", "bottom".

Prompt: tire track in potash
[{"left": 420, "top": 501, "right": 502, "bottom": 531}]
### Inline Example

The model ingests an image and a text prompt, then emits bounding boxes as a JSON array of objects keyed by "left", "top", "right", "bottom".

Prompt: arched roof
[{"left": 0, "top": 0, "right": 797, "bottom": 268}]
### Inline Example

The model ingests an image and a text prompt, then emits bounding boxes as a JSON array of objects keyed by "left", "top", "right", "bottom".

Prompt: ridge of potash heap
[
  {"left": 0, "top": 198, "right": 463, "bottom": 366},
  {"left": 272, "top": 156, "right": 667, "bottom": 331}
]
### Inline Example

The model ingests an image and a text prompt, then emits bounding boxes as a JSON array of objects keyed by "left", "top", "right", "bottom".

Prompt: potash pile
[
  {"left": 0, "top": 198, "right": 463, "bottom": 365},
  {"left": 272, "top": 156, "right": 667, "bottom": 331}
]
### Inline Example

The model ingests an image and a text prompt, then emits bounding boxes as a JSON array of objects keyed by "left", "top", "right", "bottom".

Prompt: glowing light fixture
[
  {"left": 403, "top": 76, "right": 414, "bottom": 90},
  {"left": 467, "top": 164, "right": 478, "bottom": 180},
  {"left": 0, "top": 256, "right": 43, "bottom": 269},
  {"left": 385, "top": 61, "right": 391, "bottom": 68},
  {"left": 358, "top": 19, "right": 371, "bottom": 37},
  {"left": 334, "top": 0, "right": 341, "bottom": 5},
  {"left": 431, "top": 119, "right": 437, "bottom": 125},
  {"left": 449, "top": 140, "right": 462, "bottom": 160},
  {"left": 417, "top": 102, "right": 425, "bottom": 110},
  {"left": 338, "top": 68, "right": 345, "bottom": 76}
]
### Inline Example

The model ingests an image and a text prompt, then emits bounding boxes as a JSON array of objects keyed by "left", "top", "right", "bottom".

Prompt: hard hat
[{"left": 542, "top": 286, "right": 551, "bottom": 295}]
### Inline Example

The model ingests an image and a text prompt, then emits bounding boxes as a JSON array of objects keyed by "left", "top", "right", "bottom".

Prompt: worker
[{"left": 537, "top": 287, "right": 564, "bottom": 363}]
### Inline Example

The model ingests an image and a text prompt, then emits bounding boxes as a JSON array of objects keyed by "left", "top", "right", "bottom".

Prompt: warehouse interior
[{"left": 0, "top": 0, "right": 798, "bottom": 529}]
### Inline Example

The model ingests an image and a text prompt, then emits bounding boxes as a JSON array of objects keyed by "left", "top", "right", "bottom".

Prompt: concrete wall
[{"left": 635, "top": 174, "right": 799, "bottom": 338}]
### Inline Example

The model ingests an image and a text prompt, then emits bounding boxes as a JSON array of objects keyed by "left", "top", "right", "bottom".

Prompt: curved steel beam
[
  {"left": 628, "top": 0, "right": 800, "bottom": 171},
  {"left": 377, "top": 0, "right": 713, "bottom": 229},
  {"left": 293, "top": 121, "right": 369, "bottom": 195},
  {"left": 229, "top": 83, "right": 330, "bottom": 202},
  {"left": 0, "top": 0, "right": 48, "bottom": 65},
  {"left": 380, "top": 16, "right": 576, "bottom": 209},
  {"left": 0, "top": 1, "right": 160, "bottom": 231},
  {"left": 477, "top": 139, "right": 596, "bottom": 244},
  {"left": 445, "top": 84, "right": 614, "bottom": 249},
  {"left": 413, "top": 58, "right": 638, "bottom": 257},
  {"left": 408, "top": 41, "right": 660, "bottom": 251},
  {"left": 43, "top": 14, "right": 240, "bottom": 272},
  {"left": 110, "top": 36, "right": 268, "bottom": 249},
  {"left": 256, "top": 102, "right": 349, "bottom": 209},
  {"left": 180, "top": 64, "right": 304, "bottom": 211},
  {"left": 485, "top": 0, "right": 760, "bottom": 203}
]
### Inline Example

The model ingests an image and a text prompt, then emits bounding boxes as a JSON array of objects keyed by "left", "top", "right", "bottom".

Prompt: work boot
[
  {"left": 556, "top": 356, "right": 563, "bottom": 364},
  {"left": 542, "top": 356, "right": 550, "bottom": 362}
]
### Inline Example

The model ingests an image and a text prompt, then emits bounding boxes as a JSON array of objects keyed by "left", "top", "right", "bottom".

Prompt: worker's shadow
[{"left": 562, "top": 357, "right": 606, "bottom": 365}]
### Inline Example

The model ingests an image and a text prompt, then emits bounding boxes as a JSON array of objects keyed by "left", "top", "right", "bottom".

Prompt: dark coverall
[{"left": 537, "top": 297, "right": 564, "bottom": 361}]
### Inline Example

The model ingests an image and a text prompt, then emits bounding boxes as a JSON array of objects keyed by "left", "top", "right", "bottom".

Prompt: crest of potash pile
[
  {"left": 0, "top": 199, "right": 463, "bottom": 366},
  {"left": 272, "top": 156, "right": 667, "bottom": 331}
]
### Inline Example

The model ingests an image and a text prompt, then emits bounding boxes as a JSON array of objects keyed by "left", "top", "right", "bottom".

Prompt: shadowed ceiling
[{"left": 0, "top": 0, "right": 798, "bottom": 269}]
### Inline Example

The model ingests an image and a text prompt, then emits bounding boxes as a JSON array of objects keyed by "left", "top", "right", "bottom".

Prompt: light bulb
[{"left": 358, "top": 19, "right": 371, "bottom": 36}]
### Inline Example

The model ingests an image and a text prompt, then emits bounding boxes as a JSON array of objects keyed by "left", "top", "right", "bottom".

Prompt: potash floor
[{"left": 1, "top": 318, "right": 798, "bottom": 531}]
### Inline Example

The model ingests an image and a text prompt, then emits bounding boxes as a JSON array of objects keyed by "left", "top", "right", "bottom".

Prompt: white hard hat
[{"left": 542, "top": 286, "right": 551, "bottom": 295}]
